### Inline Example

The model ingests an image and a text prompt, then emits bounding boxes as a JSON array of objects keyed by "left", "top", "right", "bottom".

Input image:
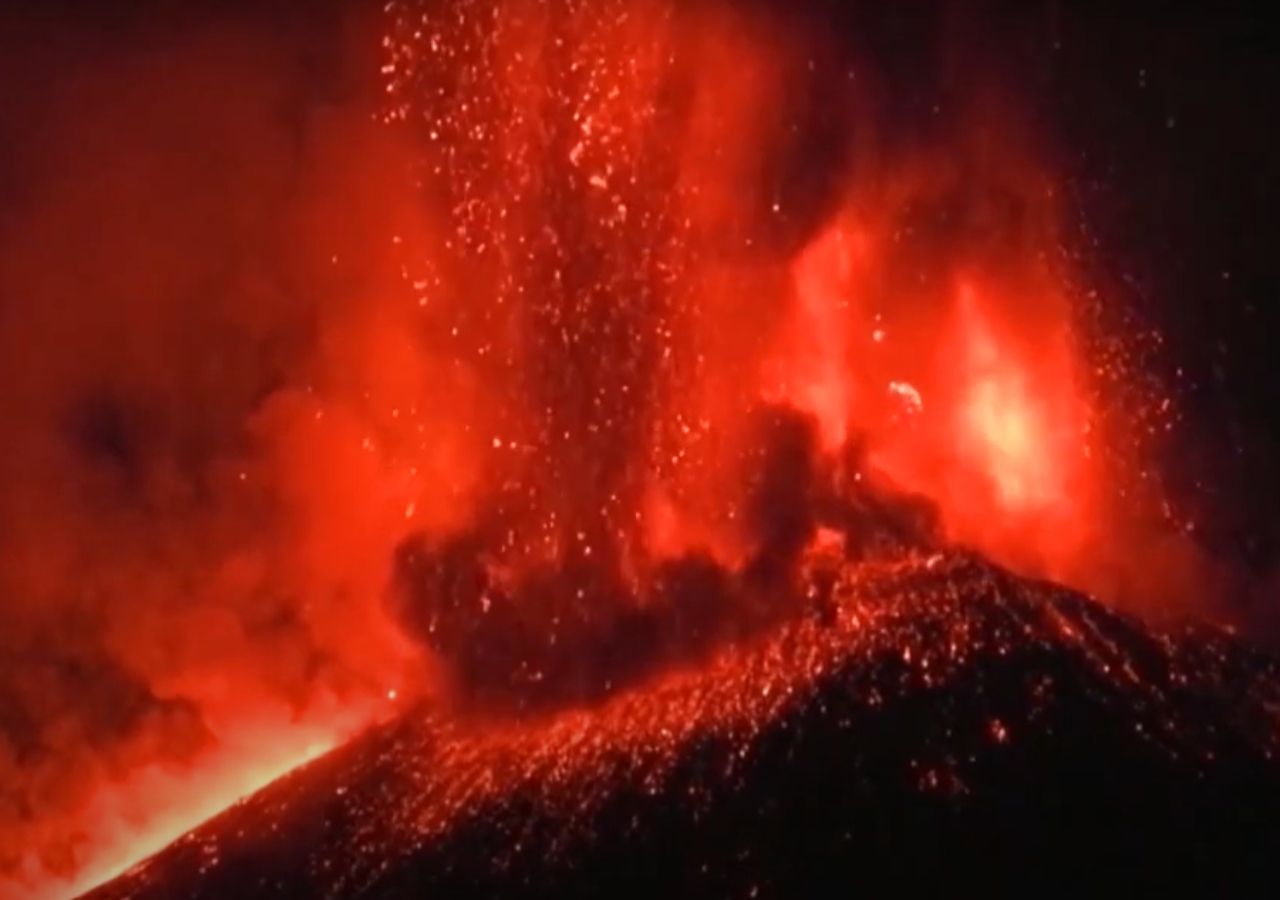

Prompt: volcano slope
[{"left": 83, "top": 546, "right": 1280, "bottom": 898}]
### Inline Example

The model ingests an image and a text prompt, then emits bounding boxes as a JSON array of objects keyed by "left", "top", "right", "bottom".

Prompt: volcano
[
  {"left": 82, "top": 546, "right": 1280, "bottom": 898},
  {"left": 6, "top": 1, "right": 1280, "bottom": 897}
]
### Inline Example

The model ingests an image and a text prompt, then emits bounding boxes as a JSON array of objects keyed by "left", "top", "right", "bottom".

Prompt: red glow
[
  {"left": 0, "top": 3, "right": 1190, "bottom": 898},
  {"left": 55, "top": 700, "right": 377, "bottom": 900},
  {"left": 864, "top": 277, "right": 1095, "bottom": 581},
  {"left": 772, "top": 201, "right": 1099, "bottom": 586}
]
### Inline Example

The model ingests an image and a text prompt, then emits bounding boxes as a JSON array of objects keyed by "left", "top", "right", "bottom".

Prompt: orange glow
[
  {"left": 54, "top": 702, "right": 376, "bottom": 900},
  {"left": 954, "top": 287, "right": 1077, "bottom": 512},
  {"left": 775, "top": 207, "right": 1098, "bottom": 586}
]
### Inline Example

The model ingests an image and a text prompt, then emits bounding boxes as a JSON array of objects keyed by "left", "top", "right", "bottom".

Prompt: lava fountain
[{"left": 373, "top": 0, "right": 1138, "bottom": 706}]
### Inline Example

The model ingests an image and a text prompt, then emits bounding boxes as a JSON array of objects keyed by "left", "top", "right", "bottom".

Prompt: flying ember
[{"left": 373, "top": 0, "right": 1126, "bottom": 651}]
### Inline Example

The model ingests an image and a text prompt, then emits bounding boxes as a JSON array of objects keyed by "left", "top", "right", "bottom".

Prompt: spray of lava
[
  {"left": 0, "top": 1, "right": 1207, "bottom": 898},
  {"left": 373, "top": 0, "right": 1181, "bottom": 707}
]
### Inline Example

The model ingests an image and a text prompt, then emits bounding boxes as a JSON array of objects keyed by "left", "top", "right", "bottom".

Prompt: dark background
[
  {"left": 809, "top": 0, "right": 1280, "bottom": 582},
  {"left": 1, "top": 0, "right": 1277, "bottom": 592}
]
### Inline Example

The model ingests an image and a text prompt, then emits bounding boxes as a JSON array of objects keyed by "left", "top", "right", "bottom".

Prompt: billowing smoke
[
  {"left": 0, "top": 8, "right": 446, "bottom": 894},
  {"left": 392, "top": 404, "right": 939, "bottom": 712}
]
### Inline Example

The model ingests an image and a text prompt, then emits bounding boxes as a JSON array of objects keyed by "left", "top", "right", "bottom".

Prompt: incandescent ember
[{"left": 84, "top": 548, "right": 1280, "bottom": 898}]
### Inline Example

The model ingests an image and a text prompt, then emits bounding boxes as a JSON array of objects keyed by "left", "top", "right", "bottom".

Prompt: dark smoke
[{"left": 392, "top": 406, "right": 939, "bottom": 712}]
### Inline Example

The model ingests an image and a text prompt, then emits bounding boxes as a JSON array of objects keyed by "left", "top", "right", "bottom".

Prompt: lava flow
[{"left": 1, "top": 1, "right": 1271, "bottom": 898}]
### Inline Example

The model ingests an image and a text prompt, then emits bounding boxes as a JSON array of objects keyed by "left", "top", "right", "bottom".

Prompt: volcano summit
[{"left": 85, "top": 547, "right": 1280, "bottom": 898}]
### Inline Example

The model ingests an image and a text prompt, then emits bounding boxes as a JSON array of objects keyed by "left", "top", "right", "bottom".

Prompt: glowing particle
[{"left": 888, "top": 380, "right": 923, "bottom": 414}]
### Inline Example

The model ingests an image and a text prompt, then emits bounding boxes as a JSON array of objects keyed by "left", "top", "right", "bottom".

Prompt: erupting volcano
[{"left": 3, "top": 1, "right": 1279, "bottom": 898}]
